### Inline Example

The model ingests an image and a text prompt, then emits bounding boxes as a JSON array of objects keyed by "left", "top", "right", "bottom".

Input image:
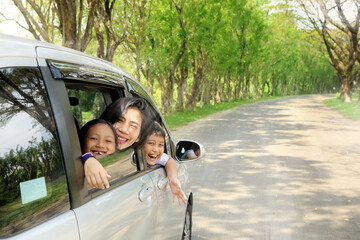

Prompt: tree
[
  {"left": 1, "top": 0, "right": 340, "bottom": 112},
  {"left": 7, "top": 0, "right": 98, "bottom": 51},
  {"left": 93, "top": 0, "right": 126, "bottom": 62},
  {"left": 145, "top": 0, "right": 187, "bottom": 113},
  {"left": 296, "top": 0, "right": 360, "bottom": 102},
  {"left": 120, "top": 0, "right": 155, "bottom": 94}
]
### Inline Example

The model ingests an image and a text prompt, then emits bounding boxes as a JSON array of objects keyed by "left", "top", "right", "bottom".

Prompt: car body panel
[
  {"left": 74, "top": 172, "right": 159, "bottom": 240},
  {"left": 5, "top": 211, "right": 79, "bottom": 240},
  {"left": 150, "top": 166, "right": 187, "bottom": 240}
]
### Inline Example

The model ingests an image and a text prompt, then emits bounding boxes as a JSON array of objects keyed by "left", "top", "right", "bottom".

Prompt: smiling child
[
  {"left": 80, "top": 119, "right": 118, "bottom": 161},
  {"left": 143, "top": 121, "right": 168, "bottom": 166}
]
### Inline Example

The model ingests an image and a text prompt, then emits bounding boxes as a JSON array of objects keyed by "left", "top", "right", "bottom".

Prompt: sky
[
  {"left": 0, "top": 112, "right": 52, "bottom": 158},
  {"left": 0, "top": 0, "right": 29, "bottom": 37}
]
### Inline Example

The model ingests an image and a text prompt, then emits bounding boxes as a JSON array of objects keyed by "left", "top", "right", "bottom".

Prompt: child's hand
[
  {"left": 84, "top": 157, "right": 111, "bottom": 189},
  {"left": 169, "top": 177, "right": 187, "bottom": 205}
]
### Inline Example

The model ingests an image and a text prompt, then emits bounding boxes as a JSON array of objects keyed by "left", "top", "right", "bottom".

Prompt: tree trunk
[
  {"left": 203, "top": 77, "right": 211, "bottom": 106},
  {"left": 234, "top": 76, "right": 240, "bottom": 100},
  {"left": 160, "top": 72, "right": 175, "bottom": 114},
  {"left": 94, "top": 14, "right": 105, "bottom": 59},
  {"left": 135, "top": 53, "right": 142, "bottom": 82},
  {"left": 175, "top": 62, "right": 189, "bottom": 111},
  {"left": 199, "top": 80, "right": 204, "bottom": 108},
  {"left": 186, "top": 57, "right": 202, "bottom": 108},
  {"left": 225, "top": 74, "right": 231, "bottom": 102},
  {"left": 239, "top": 73, "right": 245, "bottom": 98},
  {"left": 176, "top": 80, "right": 187, "bottom": 111},
  {"left": 340, "top": 77, "right": 352, "bottom": 102},
  {"left": 105, "top": 38, "right": 120, "bottom": 62},
  {"left": 261, "top": 71, "right": 269, "bottom": 96},
  {"left": 252, "top": 74, "right": 259, "bottom": 98},
  {"left": 244, "top": 72, "right": 251, "bottom": 99},
  {"left": 141, "top": 63, "right": 154, "bottom": 96},
  {"left": 186, "top": 73, "right": 202, "bottom": 109},
  {"left": 214, "top": 76, "right": 222, "bottom": 104},
  {"left": 271, "top": 72, "right": 278, "bottom": 96}
]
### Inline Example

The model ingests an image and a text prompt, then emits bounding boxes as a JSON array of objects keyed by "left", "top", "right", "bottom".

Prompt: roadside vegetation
[
  {"left": 164, "top": 95, "right": 280, "bottom": 130},
  {"left": 324, "top": 94, "right": 360, "bottom": 121}
]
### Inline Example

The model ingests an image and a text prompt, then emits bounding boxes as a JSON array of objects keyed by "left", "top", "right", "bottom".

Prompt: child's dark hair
[
  {"left": 79, "top": 119, "right": 118, "bottom": 151},
  {"left": 136, "top": 121, "right": 165, "bottom": 149}
]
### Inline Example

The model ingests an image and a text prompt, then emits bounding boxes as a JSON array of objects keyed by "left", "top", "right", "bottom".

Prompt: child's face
[
  {"left": 83, "top": 123, "right": 116, "bottom": 158},
  {"left": 144, "top": 133, "right": 165, "bottom": 166},
  {"left": 112, "top": 107, "right": 142, "bottom": 150}
]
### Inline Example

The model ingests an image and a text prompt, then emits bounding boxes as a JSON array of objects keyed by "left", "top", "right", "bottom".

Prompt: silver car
[{"left": 0, "top": 33, "right": 204, "bottom": 240}]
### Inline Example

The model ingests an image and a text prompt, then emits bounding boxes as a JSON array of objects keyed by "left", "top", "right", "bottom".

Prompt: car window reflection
[{"left": 0, "top": 67, "right": 69, "bottom": 237}]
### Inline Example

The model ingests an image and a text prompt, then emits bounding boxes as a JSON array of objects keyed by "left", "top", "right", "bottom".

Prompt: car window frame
[{"left": 39, "top": 58, "right": 162, "bottom": 207}]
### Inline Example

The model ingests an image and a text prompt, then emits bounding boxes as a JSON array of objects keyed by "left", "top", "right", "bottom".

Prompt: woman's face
[
  {"left": 83, "top": 123, "right": 116, "bottom": 158},
  {"left": 112, "top": 107, "right": 142, "bottom": 150}
]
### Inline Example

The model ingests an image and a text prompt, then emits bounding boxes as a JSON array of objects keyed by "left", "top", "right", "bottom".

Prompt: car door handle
[
  {"left": 157, "top": 177, "right": 168, "bottom": 190},
  {"left": 138, "top": 186, "right": 153, "bottom": 202}
]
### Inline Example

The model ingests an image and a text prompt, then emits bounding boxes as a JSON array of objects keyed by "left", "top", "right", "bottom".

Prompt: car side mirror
[{"left": 175, "top": 140, "right": 205, "bottom": 161}]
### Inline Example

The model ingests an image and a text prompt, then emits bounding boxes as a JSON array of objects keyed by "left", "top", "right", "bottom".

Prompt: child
[
  {"left": 79, "top": 119, "right": 118, "bottom": 163},
  {"left": 141, "top": 121, "right": 187, "bottom": 205},
  {"left": 142, "top": 121, "right": 170, "bottom": 167}
]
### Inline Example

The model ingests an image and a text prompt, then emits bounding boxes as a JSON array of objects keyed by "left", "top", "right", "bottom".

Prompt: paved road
[{"left": 171, "top": 95, "right": 360, "bottom": 240}]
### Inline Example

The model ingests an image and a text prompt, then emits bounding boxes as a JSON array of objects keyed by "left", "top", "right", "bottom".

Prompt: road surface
[{"left": 171, "top": 95, "right": 360, "bottom": 240}]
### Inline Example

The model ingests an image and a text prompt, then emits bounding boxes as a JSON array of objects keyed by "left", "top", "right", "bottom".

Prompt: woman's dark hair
[
  {"left": 79, "top": 119, "right": 118, "bottom": 152},
  {"left": 100, "top": 97, "right": 155, "bottom": 149},
  {"left": 137, "top": 121, "right": 165, "bottom": 149}
]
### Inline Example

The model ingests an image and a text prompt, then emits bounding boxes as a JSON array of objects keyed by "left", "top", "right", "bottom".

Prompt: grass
[
  {"left": 163, "top": 96, "right": 280, "bottom": 130},
  {"left": 324, "top": 94, "right": 360, "bottom": 121}
]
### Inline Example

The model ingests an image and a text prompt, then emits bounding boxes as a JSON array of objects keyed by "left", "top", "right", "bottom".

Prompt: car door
[
  {"left": 36, "top": 48, "right": 163, "bottom": 239},
  {"left": 0, "top": 61, "right": 79, "bottom": 239}
]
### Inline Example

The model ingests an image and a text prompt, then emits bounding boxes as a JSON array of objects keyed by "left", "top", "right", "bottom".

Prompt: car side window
[
  {"left": 0, "top": 67, "right": 70, "bottom": 237},
  {"left": 65, "top": 84, "right": 138, "bottom": 192}
]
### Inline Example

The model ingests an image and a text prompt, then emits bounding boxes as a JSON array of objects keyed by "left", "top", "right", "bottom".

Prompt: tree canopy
[{"left": 1, "top": 0, "right": 347, "bottom": 113}]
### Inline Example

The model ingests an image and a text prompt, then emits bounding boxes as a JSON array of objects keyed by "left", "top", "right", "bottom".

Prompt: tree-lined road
[{"left": 172, "top": 95, "right": 360, "bottom": 240}]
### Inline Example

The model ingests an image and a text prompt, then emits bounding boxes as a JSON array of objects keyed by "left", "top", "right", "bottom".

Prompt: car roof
[
  {"left": 0, "top": 33, "right": 161, "bottom": 116},
  {"left": 0, "top": 33, "right": 136, "bottom": 82}
]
